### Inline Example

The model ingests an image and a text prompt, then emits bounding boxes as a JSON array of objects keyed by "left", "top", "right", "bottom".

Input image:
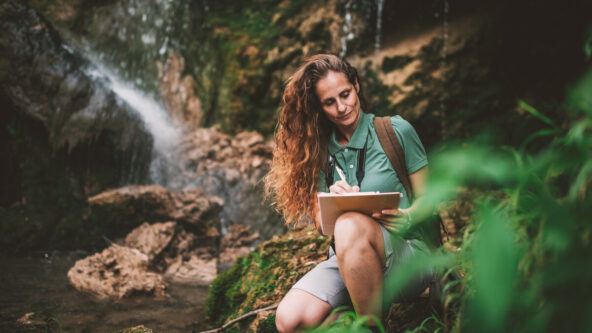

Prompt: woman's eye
[
  {"left": 325, "top": 100, "right": 334, "bottom": 106},
  {"left": 341, "top": 91, "right": 350, "bottom": 98}
]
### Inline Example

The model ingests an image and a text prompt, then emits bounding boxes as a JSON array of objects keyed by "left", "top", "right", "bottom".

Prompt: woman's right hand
[{"left": 329, "top": 180, "right": 360, "bottom": 194}]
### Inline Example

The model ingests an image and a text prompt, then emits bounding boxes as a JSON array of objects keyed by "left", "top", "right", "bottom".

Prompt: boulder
[
  {"left": 67, "top": 244, "right": 167, "bottom": 300},
  {"left": 124, "top": 221, "right": 219, "bottom": 285},
  {"left": 87, "top": 185, "right": 223, "bottom": 238},
  {"left": 163, "top": 255, "right": 217, "bottom": 285},
  {"left": 124, "top": 221, "right": 177, "bottom": 262},
  {"left": 218, "top": 224, "right": 260, "bottom": 271},
  {"left": 68, "top": 219, "right": 220, "bottom": 298}
]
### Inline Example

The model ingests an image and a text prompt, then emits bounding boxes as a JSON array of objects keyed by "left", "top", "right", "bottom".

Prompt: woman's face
[{"left": 315, "top": 70, "right": 361, "bottom": 136}]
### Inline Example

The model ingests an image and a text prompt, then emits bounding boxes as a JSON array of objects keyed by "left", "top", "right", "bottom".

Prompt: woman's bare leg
[
  {"left": 275, "top": 288, "right": 332, "bottom": 333},
  {"left": 333, "top": 212, "right": 386, "bottom": 320}
]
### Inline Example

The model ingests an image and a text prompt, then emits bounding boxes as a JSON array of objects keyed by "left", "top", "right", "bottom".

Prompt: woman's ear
[{"left": 354, "top": 78, "right": 360, "bottom": 93}]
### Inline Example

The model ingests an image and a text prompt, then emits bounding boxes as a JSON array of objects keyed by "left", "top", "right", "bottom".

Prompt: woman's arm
[
  {"left": 372, "top": 166, "right": 430, "bottom": 232},
  {"left": 407, "top": 165, "right": 429, "bottom": 216}
]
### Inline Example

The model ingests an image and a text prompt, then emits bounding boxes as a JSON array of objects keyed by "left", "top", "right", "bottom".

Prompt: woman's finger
[
  {"left": 329, "top": 184, "right": 344, "bottom": 194},
  {"left": 330, "top": 180, "right": 356, "bottom": 193},
  {"left": 375, "top": 217, "right": 405, "bottom": 233},
  {"left": 334, "top": 180, "right": 353, "bottom": 192},
  {"left": 380, "top": 208, "right": 400, "bottom": 216},
  {"left": 372, "top": 213, "right": 408, "bottom": 233}
]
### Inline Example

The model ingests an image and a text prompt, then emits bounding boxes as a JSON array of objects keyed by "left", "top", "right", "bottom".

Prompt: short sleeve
[
  {"left": 390, "top": 116, "right": 428, "bottom": 174},
  {"left": 317, "top": 169, "right": 329, "bottom": 192}
]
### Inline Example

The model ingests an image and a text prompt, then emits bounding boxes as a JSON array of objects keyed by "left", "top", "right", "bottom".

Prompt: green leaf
[{"left": 519, "top": 100, "right": 555, "bottom": 127}]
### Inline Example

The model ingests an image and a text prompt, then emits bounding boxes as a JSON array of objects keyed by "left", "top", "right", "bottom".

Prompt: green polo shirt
[{"left": 318, "top": 112, "right": 428, "bottom": 210}]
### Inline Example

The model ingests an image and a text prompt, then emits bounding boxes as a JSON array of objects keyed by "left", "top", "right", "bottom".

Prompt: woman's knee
[
  {"left": 276, "top": 289, "right": 331, "bottom": 332},
  {"left": 333, "top": 212, "right": 380, "bottom": 251},
  {"left": 276, "top": 301, "right": 300, "bottom": 333}
]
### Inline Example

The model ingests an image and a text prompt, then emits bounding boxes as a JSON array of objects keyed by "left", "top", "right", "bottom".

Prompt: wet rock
[
  {"left": 126, "top": 221, "right": 219, "bottom": 285},
  {"left": 67, "top": 244, "right": 168, "bottom": 300},
  {"left": 69, "top": 220, "right": 219, "bottom": 295},
  {"left": 0, "top": 1, "right": 153, "bottom": 184},
  {"left": 218, "top": 224, "right": 260, "bottom": 271},
  {"left": 163, "top": 255, "right": 217, "bottom": 285},
  {"left": 157, "top": 52, "right": 202, "bottom": 129},
  {"left": 124, "top": 221, "right": 177, "bottom": 262},
  {"left": 87, "top": 185, "right": 223, "bottom": 238}
]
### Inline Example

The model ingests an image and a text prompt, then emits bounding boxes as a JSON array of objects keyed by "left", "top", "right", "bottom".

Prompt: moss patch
[{"left": 205, "top": 226, "right": 331, "bottom": 330}]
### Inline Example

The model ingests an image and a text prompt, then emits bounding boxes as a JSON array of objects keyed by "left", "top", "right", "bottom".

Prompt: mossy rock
[{"left": 205, "top": 225, "right": 330, "bottom": 331}]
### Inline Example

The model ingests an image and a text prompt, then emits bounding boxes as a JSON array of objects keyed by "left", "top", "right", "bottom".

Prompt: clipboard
[{"left": 316, "top": 192, "right": 402, "bottom": 235}]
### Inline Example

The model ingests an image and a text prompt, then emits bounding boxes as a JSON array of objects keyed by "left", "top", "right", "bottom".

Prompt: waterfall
[
  {"left": 374, "top": 0, "right": 385, "bottom": 58},
  {"left": 83, "top": 61, "right": 183, "bottom": 187},
  {"left": 340, "top": 0, "right": 355, "bottom": 58}
]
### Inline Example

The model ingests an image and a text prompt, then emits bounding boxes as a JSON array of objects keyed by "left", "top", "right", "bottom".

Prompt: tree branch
[{"left": 198, "top": 304, "right": 278, "bottom": 333}]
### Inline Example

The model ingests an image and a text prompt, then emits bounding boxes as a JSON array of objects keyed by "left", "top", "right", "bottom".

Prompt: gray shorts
[{"left": 292, "top": 224, "right": 433, "bottom": 308}]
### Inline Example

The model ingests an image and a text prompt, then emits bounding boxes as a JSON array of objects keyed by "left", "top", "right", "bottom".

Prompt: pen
[{"left": 335, "top": 165, "right": 347, "bottom": 182}]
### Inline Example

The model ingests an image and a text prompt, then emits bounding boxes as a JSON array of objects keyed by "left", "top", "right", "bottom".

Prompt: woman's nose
[{"left": 337, "top": 100, "right": 346, "bottom": 112}]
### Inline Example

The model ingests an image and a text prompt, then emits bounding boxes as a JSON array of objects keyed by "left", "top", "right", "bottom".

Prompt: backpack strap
[
  {"left": 373, "top": 116, "right": 414, "bottom": 201},
  {"left": 374, "top": 116, "right": 447, "bottom": 247}
]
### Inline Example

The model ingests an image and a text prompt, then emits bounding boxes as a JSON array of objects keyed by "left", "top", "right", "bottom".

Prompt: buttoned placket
[{"left": 334, "top": 148, "right": 359, "bottom": 186}]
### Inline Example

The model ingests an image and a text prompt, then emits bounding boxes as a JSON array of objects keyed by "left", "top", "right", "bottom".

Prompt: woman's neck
[
  {"left": 335, "top": 114, "right": 361, "bottom": 145},
  {"left": 336, "top": 130, "right": 353, "bottom": 146}
]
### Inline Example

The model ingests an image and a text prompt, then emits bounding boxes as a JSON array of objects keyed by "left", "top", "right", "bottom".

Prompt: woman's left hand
[{"left": 371, "top": 208, "right": 411, "bottom": 233}]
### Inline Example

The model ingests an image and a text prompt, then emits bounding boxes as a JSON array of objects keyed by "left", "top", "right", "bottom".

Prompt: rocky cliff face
[
  {"left": 29, "top": 0, "right": 592, "bottom": 148},
  {"left": 172, "top": 127, "right": 285, "bottom": 239},
  {"left": 0, "top": 1, "right": 153, "bottom": 250},
  {"left": 0, "top": 1, "right": 153, "bottom": 189}
]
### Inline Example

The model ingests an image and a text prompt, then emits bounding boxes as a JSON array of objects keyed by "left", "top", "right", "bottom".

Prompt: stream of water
[{"left": 0, "top": 252, "right": 211, "bottom": 332}]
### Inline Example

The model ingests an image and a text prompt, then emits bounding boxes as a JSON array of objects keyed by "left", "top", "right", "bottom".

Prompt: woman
[{"left": 264, "top": 54, "right": 433, "bottom": 332}]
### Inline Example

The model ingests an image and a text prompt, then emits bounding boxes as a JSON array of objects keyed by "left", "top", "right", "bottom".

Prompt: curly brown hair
[{"left": 264, "top": 54, "right": 368, "bottom": 226}]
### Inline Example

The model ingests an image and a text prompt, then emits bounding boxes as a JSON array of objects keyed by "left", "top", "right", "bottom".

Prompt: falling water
[
  {"left": 84, "top": 61, "right": 182, "bottom": 187},
  {"left": 374, "top": 0, "right": 385, "bottom": 58},
  {"left": 340, "top": 0, "right": 355, "bottom": 58}
]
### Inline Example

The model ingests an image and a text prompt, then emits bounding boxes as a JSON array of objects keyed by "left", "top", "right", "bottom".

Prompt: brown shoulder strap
[{"left": 374, "top": 116, "right": 414, "bottom": 202}]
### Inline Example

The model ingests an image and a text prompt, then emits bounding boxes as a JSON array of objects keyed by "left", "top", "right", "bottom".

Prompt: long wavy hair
[{"left": 264, "top": 54, "right": 368, "bottom": 226}]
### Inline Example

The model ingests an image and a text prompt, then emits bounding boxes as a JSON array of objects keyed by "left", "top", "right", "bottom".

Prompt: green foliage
[
  {"left": 258, "top": 314, "right": 278, "bottom": 333},
  {"left": 205, "top": 257, "right": 249, "bottom": 326},
  {"left": 306, "top": 308, "right": 385, "bottom": 333},
  {"left": 382, "top": 68, "right": 592, "bottom": 333}
]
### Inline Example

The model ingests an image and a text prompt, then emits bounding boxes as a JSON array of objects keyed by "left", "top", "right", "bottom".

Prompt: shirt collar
[{"left": 328, "top": 111, "right": 372, "bottom": 154}]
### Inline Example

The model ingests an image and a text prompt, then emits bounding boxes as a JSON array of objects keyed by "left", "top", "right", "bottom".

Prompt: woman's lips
[{"left": 338, "top": 111, "right": 352, "bottom": 120}]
